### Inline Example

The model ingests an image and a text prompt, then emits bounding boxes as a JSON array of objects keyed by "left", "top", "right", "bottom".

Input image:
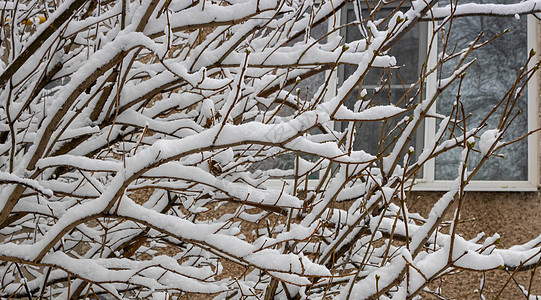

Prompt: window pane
[
  {"left": 435, "top": 3, "right": 528, "bottom": 180},
  {"left": 256, "top": 17, "right": 329, "bottom": 179},
  {"left": 340, "top": 6, "right": 425, "bottom": 159},
  {"left": 292, "top": 18, "right": 328, "bottom": 102},
  {"left": 343, "top": 8, "right": 422, "bottom": 85}
]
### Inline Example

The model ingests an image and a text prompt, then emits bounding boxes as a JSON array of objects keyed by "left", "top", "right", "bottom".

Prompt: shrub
[{"left": 0, "top": 0, "right": 539, "bottom": 298}]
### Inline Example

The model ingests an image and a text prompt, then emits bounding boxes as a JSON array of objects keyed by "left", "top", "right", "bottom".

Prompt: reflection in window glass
[
  {"left": 340, "top": 6, "right": 426, "bottom": 157},
  {"left": 435, "top": 3, "right": 528, "bottom": 180},
  {"left": 291, "top": 19, "right": 329, "bottom": 102},
  {"left": 253, "top": 17, "right": 329, "bottom": 179}
]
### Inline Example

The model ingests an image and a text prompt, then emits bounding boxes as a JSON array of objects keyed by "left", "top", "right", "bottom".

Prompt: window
[
  {"left": 332, "top": 1, "right": 539, "bottom": 191},
  {"left": 265, "top": 2, "right": 538, "bottom": 191}
]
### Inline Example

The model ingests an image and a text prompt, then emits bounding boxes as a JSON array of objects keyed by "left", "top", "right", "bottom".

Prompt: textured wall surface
[{"left": 413, "top": 191, "right": 541, "bottom": 299}]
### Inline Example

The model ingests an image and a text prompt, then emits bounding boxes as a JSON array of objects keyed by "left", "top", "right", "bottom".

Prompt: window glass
[
  {"left": 340, "top": 6, "right": 425, "bottom": 157},
  {"left": 293, "top": 18, "right": 329, "bottom": 102},
  {"left": 435, "top": 0, "right": 528, "bottom": 180},
  {"left": 253, "top": 16, "right": 328, "bottom": 179}
]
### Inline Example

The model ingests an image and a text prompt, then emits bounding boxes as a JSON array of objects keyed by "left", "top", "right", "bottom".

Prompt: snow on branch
[
  {"left": 0, "top": 0, "right": 539, "bottom": 298},
  {"left": 427, "top": 1, "right": 541, "bottom": 20}
]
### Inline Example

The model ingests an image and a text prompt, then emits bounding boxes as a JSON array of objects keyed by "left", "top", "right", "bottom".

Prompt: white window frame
[
  {"left": 416, "top": 15, "right": 539, "bottom": 191},
  {"left": 267, "top": 8, "right": 539, "bottom": 192}
]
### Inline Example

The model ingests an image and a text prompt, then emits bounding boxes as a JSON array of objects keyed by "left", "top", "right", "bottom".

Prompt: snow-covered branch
[{"left": 0, "top": 0, "right": 539, "bottom": 298}]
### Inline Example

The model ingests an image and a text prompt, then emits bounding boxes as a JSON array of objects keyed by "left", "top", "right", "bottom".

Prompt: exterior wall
[{"left": 413, "top": 191, "right": 541, "bottom": 299}]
